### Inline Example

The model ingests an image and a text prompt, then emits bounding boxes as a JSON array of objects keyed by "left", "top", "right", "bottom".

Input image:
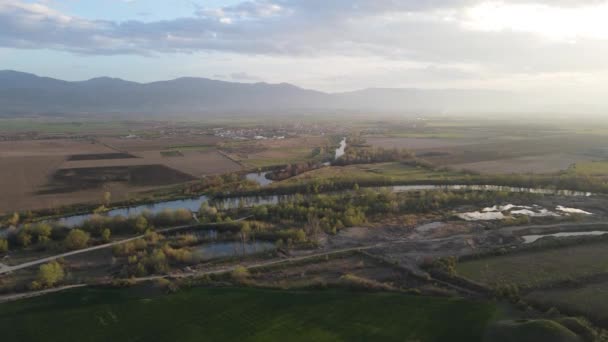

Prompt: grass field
[
  {"left": 280, "top": 162, "right": 463, "bottom": 186},
  {"left": 569, "top": 161, "right": 608, "bottom": 176},
  {"left": 0, "top": 287, "right": 500, "bottom": 342},
  {"left": 526, "top": 281, "right": 608, "bottom": 326},
  {"left": 456, "top": 242, "right": 608, "bottom": 288}
]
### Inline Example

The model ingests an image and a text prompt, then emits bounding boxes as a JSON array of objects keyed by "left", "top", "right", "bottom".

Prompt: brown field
[
  {"left": 67, "top": 153, "right": 136, "bottom": 161},
  {"left": 0, "top": 139, "right": 113, "bottom": 157},
  {"left": 451, "top": 153, "right": 595, "bottom": 174},
  {"left": 367, "top": 137, "right": 473, "bottom": 150},
  {"left": 0, "top": 137, "right": 241, "bottom": 214},
  {"left": 395, "top": 134, "right": 608, "bottom": 174},
  {"left": 99, "top": 136, "right": 222, "bottom": 152}
]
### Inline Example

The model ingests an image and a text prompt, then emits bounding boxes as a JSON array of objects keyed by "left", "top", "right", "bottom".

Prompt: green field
[
  {"left": 281, "top": 162, "right": 462, "bottom": 185},
  {"left": 526, "top": 281, "right": 608, "bottom": 326},
  {"left": 457, "top": 242, "right": 608, "bottom": 288},
  {"left": 0, "top": 287, "right": 501, "bottom": 342},
  {"left": 569, "top": 161, "right": 608, "bottom": 176}
]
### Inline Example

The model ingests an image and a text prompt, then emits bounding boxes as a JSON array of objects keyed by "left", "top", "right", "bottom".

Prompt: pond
[
  {"left": 194, "top": 241, "right": 275, "bottom": 260},
  {"left": 522, "top": 231, "right": 608, "bottom": 244},
  {"left": 456, "top": 203, "right": 592, "bottom": 221},
  {"left": 245, "top": 171, "right": 274, "bottom": 187},
  {"left": 335, "top": 138, "right": 347, "bottom": 160}
]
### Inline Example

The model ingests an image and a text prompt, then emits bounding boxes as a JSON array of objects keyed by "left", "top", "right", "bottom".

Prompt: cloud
[
  {"left": 230, "top": 72, "right": 261, "bottom": 81},
  {"left": 2, "top": 0, "right": 608, "bottom": 83}
]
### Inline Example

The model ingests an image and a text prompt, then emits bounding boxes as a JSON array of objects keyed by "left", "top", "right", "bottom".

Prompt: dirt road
[{"left": 0, "top": 217, "right": 251, "bottom": 275}]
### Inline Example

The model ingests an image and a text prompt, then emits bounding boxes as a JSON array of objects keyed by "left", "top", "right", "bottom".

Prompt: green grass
[
  {"left": 569, "top": 161, "right": 608, "bottom": 176},
  {"left": 0, "top": 287, "right": 500, "bottom": 342},
  {"left": 483, "top": 319, "right": 583, "bottom": 342},
  {"left": 526, "top": 281, "right": 608, "bottom": 326},
  {"left": 457, "top": 242, "right": 608, "bottom": 288},
  {"left": 280, "top": 162, "right": 463, "bottom": 186}
]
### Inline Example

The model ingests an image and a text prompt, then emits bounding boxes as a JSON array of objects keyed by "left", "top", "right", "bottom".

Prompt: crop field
[
  {"left": 0, "top": 287, "right": 500, "bottom": 342},
  {"left": 0, "top": 137, "right": 241, "bottom": 214},
  {"left": 45, "top": 165, "right": 196, "bottom": 192},
  {"left": 67, "top": 153, "right": 136, "bottom": 161},
  {"left": 408, "top": 134, "right": 608, "bottom": 174},
  {"left": 456, "top": 241, "right": 608, "bottom": 288},
  {"left": 224, "top": 136, "right": 329, "bottom": 168},
  {"left": 99, "top": 136, "right": 222, "bottom": 152}
]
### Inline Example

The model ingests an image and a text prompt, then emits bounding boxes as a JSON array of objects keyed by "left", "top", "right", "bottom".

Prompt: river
[{"left": 10, "top": 183, "right": 591, "bottom": 230}]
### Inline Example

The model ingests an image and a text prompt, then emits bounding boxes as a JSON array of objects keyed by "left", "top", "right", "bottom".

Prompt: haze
[{"left": 2, "top": 0, "right": 608, "bottom": 111}]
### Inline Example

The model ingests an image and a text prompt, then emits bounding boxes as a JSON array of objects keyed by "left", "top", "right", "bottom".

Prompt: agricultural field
[
  {"left": 0, "top": 286, "right": 502, "bottom": 342},
  {"left": 222, "top": 136, "right": 330, "bottom": 168},
  {"left": 0, "top": 136, "right": 242, "bottom": 214},
  {"left": 456, "top": 241, "right": 608, "bottom": 288},
  {"left": 451, "top": 154, "right": 594, "bottom": 174},
  {"left": 367, "top": 137, "right": 473, "bottom": 150}
]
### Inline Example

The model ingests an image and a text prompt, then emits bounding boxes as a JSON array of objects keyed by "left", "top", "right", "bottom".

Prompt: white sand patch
[
  {"left": 556, "top": 206, "right": 592, "bottom": 215},
  {"left": 457, "top": 211, "right": 505, "bottom": 221},
  {"left": 511, "top": 209, "right": 560, "bottom": 217}
]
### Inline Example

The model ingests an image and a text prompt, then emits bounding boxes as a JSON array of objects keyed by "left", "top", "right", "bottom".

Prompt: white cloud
[{"left": 3, "top": 0, "right": 608, "bottom": 94}]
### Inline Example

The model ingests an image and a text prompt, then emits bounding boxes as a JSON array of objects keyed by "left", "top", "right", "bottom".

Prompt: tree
[
  {"left": 232, "top": 265, "right": 249, "bottom": 282},
  {"left": 103, "top": 191, "right": 112, "bottom": 206},
  {"left": 16, "top": 230, "right": 32, "bottom": 247},
  {"left": 295, "top": 229, "right": 307, "bottom": 243},
  {"left": 0, "top": 239, "right": 8, "bottom": 253},
  {"left": 134, "top": 215, "right": 148, "bottom": 233},
  {"left": 7, "top": 212, "right": 19, "bottom": 226},
  {"left": 31, "top": 223, "right": 52, "bottom": 244},
  {"left": 38, "top": 261, "right": 65, "bottom": 287},
  {"left": 101, "top": 228, "right": 111, "bottom": 243},
  {"left": 64, "top": 229, "right": 90, "bottom": 250},
  {"left": 240, "top": 222, "right": 252, "bottom": 255}
]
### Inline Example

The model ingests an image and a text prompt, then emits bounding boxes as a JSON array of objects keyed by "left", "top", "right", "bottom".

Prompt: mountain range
[{"left": 0, "top": 70, "right": 550, "bottom": 117}]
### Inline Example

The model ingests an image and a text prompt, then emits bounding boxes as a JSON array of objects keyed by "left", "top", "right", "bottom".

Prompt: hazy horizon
[{"left": 0, "top": 0, "right": 607, "bottom": 103}]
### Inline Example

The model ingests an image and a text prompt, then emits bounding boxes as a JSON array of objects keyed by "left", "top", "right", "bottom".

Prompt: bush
[
  {"left": 64, "top": 229, "right": 90, "bottom": 250},
  {"left": 101, "top": 228, "right": 111, "bottom": 243},
  {"left": 0, "top": 239, "right": 8, "bottom": 253},
  {"left": 232, "top": 265, "right": 250, "bottom": 282},
  {"left": 38, "top": 261, "right": 65, "bottom": 287}
]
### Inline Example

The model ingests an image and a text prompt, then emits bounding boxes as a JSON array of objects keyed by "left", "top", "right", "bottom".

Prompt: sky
[{"left": 2, "top": 0, "right": 608, "bottom": 99}]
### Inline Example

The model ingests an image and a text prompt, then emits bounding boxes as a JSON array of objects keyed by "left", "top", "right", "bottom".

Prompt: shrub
[
  {"left": 101, "top": 228, "right": 111, "bottom": 243},
  {"left": 64, "top": 229, "right": 90, "bottom": 250},
  {"left": 232, "top": 265, "right": 250, "bottom": 282},
  {"left": 38, "top": 261, "right": 65, "bottom": 287}
]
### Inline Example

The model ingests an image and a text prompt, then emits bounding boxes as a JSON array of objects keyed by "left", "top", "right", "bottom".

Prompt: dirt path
[
  {"left": 0, "top": 217, "right": 251, "bottom": 275},
  {"left": 0, "top": 284, "right": 87, "bottom": 303},
  {"left": 499, "top": 221, "right": 608, "bottom": 235},
  {"left": 0, "top": 244, "right": 379, "bottom": 303}
]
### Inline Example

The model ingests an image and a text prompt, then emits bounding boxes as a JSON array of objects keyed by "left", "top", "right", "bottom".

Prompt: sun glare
[{"left": 465, "top": 1, "right": 608, "bottom": 41}]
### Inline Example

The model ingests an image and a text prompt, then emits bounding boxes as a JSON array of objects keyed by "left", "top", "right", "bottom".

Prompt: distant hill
[{"left": 0, "top": 70, "right": 537, "bottom": 116}]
